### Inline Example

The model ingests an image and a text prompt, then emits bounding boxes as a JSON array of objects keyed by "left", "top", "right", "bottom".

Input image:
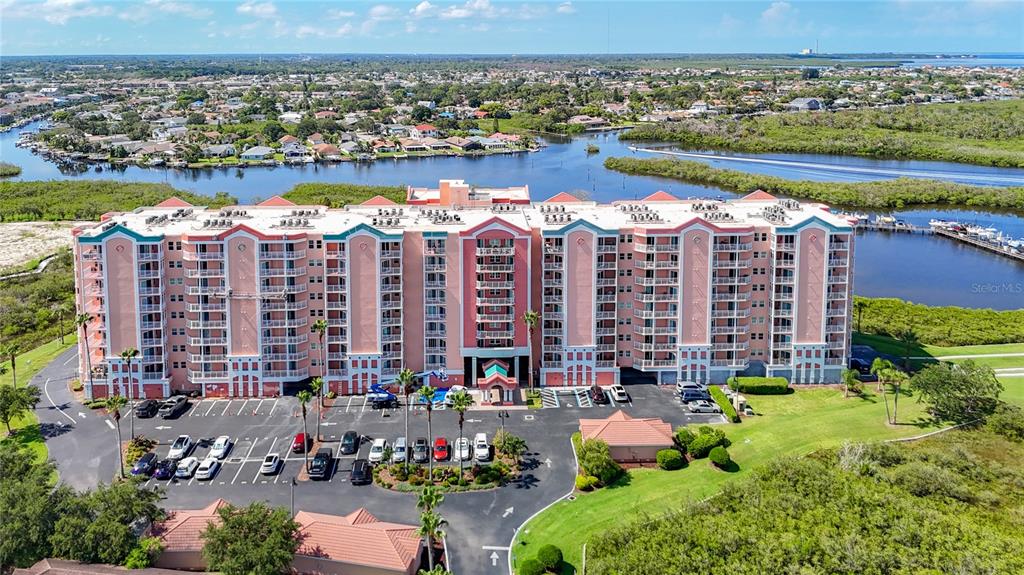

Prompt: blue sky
[{"left": 0, "top": 0, "right": 1021, "bottom": 56}]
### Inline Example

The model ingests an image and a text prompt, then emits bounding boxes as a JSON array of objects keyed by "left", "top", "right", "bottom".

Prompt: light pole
[
  {"left": 497, "top": 410, "right": 510, "bottom": 434},
  {"left": 290, "top": 477, "right": 297, "bottom": 516}
]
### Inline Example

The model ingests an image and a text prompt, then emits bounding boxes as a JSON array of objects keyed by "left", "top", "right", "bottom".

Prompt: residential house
[
  {"left": 469, "top": 136, "right": 507, "bottom": 150},
  {"left": 13, "top": 559, "right": 192, "bottom": 575},
  {"left": 282, "top": 142, "right": 310, "bottom": 161},
  {"left": 279, "top": 111, "right": 303, "bottom": 124},
  {"left": 278, "top": 135, "right": 299, "bottom": 145},
  {"left": 444, "top": 136, "right": 480, "bottom": 151},
  {"left": 202, "top": 144, "right": 236, "bottom": 158},
  {"left": 314, "top": 110, "right": 338, "bottom": 120},
  {"left": 420, "top": 137, "right": 450, "bottom": 151},
  {"left": 336, "top": 141, "right": 360, "bottom": 156},
  {"left": 398, "top": 138, "right": 429, "bottom": 152},
  {"left": 568, "top": 115, "right": 609, "bottom": 129},
  {"left": 307, "top": 132, "right": 325, "bottom": 146},
  {"left": 492, "top": 132, "right": 521, "bottom": 144},
  {"left": 416, "top": 100, "right": 436, "bottom": 110},
  {"left": 239, "top": 145, "right": 275, "bottom": 160},
  {"left": 579, "top": 410, "right": 674, "bottom": 463},
  {"left": 312, "top": 143, "right": 342, "bottom": 160},
  {"left": 372, "top": 140, "right": 397, "bottom": 153},
  {"left": 411, "top": 124, "right": 440, "bottom": 138},
  {"left": 785, "top": 97, "right": 823, "bottom": 111}
]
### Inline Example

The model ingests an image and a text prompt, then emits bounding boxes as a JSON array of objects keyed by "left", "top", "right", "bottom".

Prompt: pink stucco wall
[
  {"left": 796, "top": 228, "right": 825, "bottom": 343},
  {"left": 403, "top": 232, "right": 425, "bottom": 371},
  {"left": 460, "top": 236, "right": 478, "bottom": 348},
  {"left": 565, "top": 230, "right": 595, "bottom": 347},
  {"left": 512, "top": 236, "right": 530, "bottom": 348},
  {"left": 445, "top": 232, "right": 462, "bottom": 367},
  {"left": 226, "top": 236, "right": 259, "bottom": 356},
  {"left": 681, "top": 229, "right": 710, "bottom": 345},
  {"left": 105, "top": 237, "right": 139, "bottom": 354},
  {"left": 349, "top": 235, "right": 380, "bottom": 354}
]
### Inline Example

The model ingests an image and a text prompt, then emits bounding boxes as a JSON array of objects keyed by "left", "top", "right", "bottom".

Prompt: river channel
[{"left": 2, "top": 123, "right": 1023, "bottom": 309}]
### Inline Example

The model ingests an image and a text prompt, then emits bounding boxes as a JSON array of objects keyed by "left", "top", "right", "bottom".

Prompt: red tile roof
[
  {"left": 579, "top": 410, "right": 674, "bottom": 448},
  {"left": 257, "top": 195, "right": 297, "bottom": 207},
  {"left": 642, "top": 191, "right": 679, "bottom": 202},
  {"left": 740, "top": 190, "right": 777, "bottom": 201},
  {"left": 152, "top": 499, "right": 229, "bottom": 552},
  {"left": 361, "top": 195, "right": 399, "bottom": 206},
  {"left": 155, "top": 197, "right": 194, "bottom": 208},
  {"left": 294, "top": 509, "right": 421, "bottom": 572},
  {"left": 414, "top": 124, "right": 437, "bottom": 131},
  {"left": 13, "top": 559, "right": 195, "bottom": 575}
]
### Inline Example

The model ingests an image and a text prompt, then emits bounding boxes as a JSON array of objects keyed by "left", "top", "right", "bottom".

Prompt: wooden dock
[{"left": 859, "top": 223, "right": 1024, "bottom": 263}]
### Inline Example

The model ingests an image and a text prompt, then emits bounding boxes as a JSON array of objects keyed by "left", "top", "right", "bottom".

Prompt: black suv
[
  {"left": 680, "top": 389, "right": 711, "bottom": 403},
  {"left": 308, "top": 447, "right": 333, "bottom": 480},
  {"left": 350, "top": 458, "right": 371, "bottom": 485},
  {"left": 158, "top": 396, "right": 188, "bottom": 419},
  {"left": 340, "top": 431, "right": 360, "bottom": 455},
  {"left": 135, "top": 399, "right": 160, "bottom": 418}
]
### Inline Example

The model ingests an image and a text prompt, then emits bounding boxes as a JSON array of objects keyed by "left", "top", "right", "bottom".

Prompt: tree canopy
[{"left": 201, "top": 501, "right": 300, "bottom": 575}]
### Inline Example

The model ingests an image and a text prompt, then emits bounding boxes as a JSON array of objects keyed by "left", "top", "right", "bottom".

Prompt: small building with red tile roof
[
  {"left": 151, "top": 498, "right": 228, "bottom": 570},
  {"left": 579, "top": 410, "right": 674, "bottom": 463},
  {"left": 292, "top": 509, "right": 423, "bottom": 575},
  {"left": 155, "top": 197, "right": 194, "bottom": 208},
  {"left": 544, "top": 191, "right": 584, "bottom": 203},
  {"left": 256, "top": 195, "right": 297, "bottom": 207},
  {"left": 13, "top": 559, "right": 198, "bottom": 575},
  {"left": 740, "top": 190, "right": 777, "bottom": 201},
  {"left": 361, "top": 195, "right": 399, "bottom": 206},
  {"left": 278, "top": 135, "right": 299, "bottom": 145},
  {"left": 642, "top": 191, "right": 679, "bottom": 202}
]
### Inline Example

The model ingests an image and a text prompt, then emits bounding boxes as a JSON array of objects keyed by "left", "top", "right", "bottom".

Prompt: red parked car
[
  {"left": 291, "top": 433, "right": 311, "bottom": 454},
  {"left": 433, "top": 437, "right": 449, "bottom": 461}
]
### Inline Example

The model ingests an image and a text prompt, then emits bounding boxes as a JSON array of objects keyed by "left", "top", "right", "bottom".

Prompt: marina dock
[{"left": 859, "top": 221, "right": 1024, "bottom": 263}]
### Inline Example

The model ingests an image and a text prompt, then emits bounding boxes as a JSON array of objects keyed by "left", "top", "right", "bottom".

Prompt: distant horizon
[
  {"left": 3, "top": 51, "right": 1023, "bottom": 60},
  {"left": 1, "top": 1, "right": 1021, "bottom": 57}
]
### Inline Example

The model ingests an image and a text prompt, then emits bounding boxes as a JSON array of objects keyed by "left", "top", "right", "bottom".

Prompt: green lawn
[
  {"left": 998, "top": 377, "right": 1024, "bottom": 407},
  {"left": 513, "top": 386, "right": 941, "bottom": 573},
  {"left": 853, "top": 332, "right": 1024, "bottom": 359},
  {"left": 0, "top": 335, "right": 77, "bottom": 461}
]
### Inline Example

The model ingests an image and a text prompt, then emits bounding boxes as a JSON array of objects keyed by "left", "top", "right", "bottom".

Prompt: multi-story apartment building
[{"left": 71, "top": 180, "right": 853, "bottom": 401}]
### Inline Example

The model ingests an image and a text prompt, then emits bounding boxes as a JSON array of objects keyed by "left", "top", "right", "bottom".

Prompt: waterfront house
[
  {"left": 785, "top": 97, "right": 822, "bottom": 111},
  {"left": 469, "top": 136, "right": 507, "bottom": 150},
  {"left": 412, "top": 124, "right": 440, "bottom": 138},
  {"left": 398, "top": 138, "right": 429, "bottom": 152},
  {"left": 282, "top": 142, "right": 310, "bottom": 160},
  {"left": 239, "top": 145, "right": 274, "bottom": 160},
  {"left": 314, "top": 110, "right": 338, "bottom": 120},
  {"left": 372, "top": 140, "right": 397, "bottom": 153},
  {"left": 279, "top": 134, "right": 299, "bottom": 145},
  {"left": 421, "top": 137, "right": 450, "bottom": 151},
  {"left": 337, "top": 141, "right": 359, "bottom": 156},
  {"left": 307, "top": 132, "right": 325, "bottom": 146},
  {"left": 568, "top": 115, "right": 609, "bottom": 129},
  {"left": 201, "top": 144, "right": 236, "bottom": 158},
  {"left": 579, "top": 410, "right": 674, "bottom": 464},
  {"left": 313, "top": 143, "right": 342, "bottom": 160},
  {"left": 444, "top": 136, "right": 479, "bottom": 151}
]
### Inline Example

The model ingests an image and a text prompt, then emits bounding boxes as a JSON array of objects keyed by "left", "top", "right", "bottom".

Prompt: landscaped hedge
[
  {"left": 517, "top": 558, "right": 544, "bottom": 575},
  {"left": 709, "top": 446, "right": 732, "bottom": 468},
  {"left": 728, "top": 377, "right": 791, "bottom": 395},
  {"left": 686, "top": 426, "right": 732, "bottom": 459},
  {"left": 656, "top": 449, "right": 684, "bottom": 470},
  {"left": 536, "top": 545, "right": 564, "bottom": 572},
  {"left": 709, "top": 386, "right": 740, "bottom": 422},
  {"left": 575, "top": 474, "right": 599, "bottom": 491}
]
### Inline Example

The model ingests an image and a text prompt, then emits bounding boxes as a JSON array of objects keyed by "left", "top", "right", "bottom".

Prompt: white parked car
[
  {"left": 167, "top": 435, "right": 193, "bottom": 460},
  {"left": 175, "top": 456, "right": 199, "bottom": 478},
  {"left": 209, "top": 435, "right": 231, "bottom": 459},
  {"left": 473, "top": 432, "right": 491, "bottom": 462},
  {"left": 453, "top": 437, "right": 471, "bottom": 462},
  {"left": 444, "top": 385, "right": 469, "bottom": 406},
  {"left": 392, "top": 437, "right": 407, "bottom": 463},
  {"left": 195, "top": 457, "right": 220, "bottom": 480},
  {"left": 687, "top": 399, "right": 721, "bottom": 414},
  {"left": 260, "top": 453, "right": 281, "bottom": 475},
  {"left": 609, "top": 384, "right": 629, "bottom": 402},
  {"left": 368, "top": 438, "right": 388, "bottom": 463},
  {"left": 676, "top": 381, "right": 708, "bottom": 395}
]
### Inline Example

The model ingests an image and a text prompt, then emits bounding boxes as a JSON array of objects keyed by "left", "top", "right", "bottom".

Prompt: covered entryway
[{"left": 476, "top": 359, "right": 517, "bottom": 404}]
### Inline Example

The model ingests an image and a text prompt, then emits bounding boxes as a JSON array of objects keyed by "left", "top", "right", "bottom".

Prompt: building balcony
[
  {"left": 260, "top": 266, "right": 306, "bottom": 278},
  {"left": 775, "top": 308, "right": 794, "bottom": 317},
  {"left": 633, "top": 358, "right": 677, "bottom": 369},
  {"left": 829, "top": 258, "right": 850, "bottom": 267},
  {"left": 829, "top": 275, "right": 849, "bottom": 284},
  {"left": 259, "top": 249, "right": 306, "bottom": 260},
  {"left": 381, "top": 282, "right": 402, "bottom": 293},
  {"left": 711, "top": 325, "right": 749, "bottom": 335},
  {"left": 596, "top": 278, "right": 616, "bottom": 286},
  {"left": 138, "top": 303, "right": 164, "bottom": 313},
  {"left": 326, "top": 284, "right": 345, "bottom": 293},
  {"left": 482, "top": 297, "right": 515, "bottom": 305},
  {"left": 712, "top": 291, "right": 751, "bottom": 302},
  {"left": 596, "top": 293, "right": 616, "bottom": 303},
  {"left": 262, "top": 317, "right": 308, "bottom": 329},
  {"left": 774, "top": 324, "right": 793, "bottom": 334},
  {"left": 424, "top": 246, "right": 446, "bottom": 256},
  {"left": 187, "top": 353, "right": 227, "bottom": 363},
  {"left": 595, "top": 311, "right": 616, "bottom": 320},
  {"left": 139, "top": 321, "right": 164, "bottom": 330},
  {"left": 827, "top": 292, "right": 847, "bottom": 301},
  {"left": 774, "top": 292, "right": 795, "bottom": 301},
  {"left": 634, "top": 342, "right": 676, "bottom": 352},
  {"left": 825, "top": 324, "right": 846, "bottom": 333},
  {"left": 381, "top": 300, "right": 401, "bottom": 309},
  {"left": 596, "top": 244, "right": 617, "bottom": 253},
  {"left": 137, "top": 251, "right": 162, "bottom": 261},
  {"left": 478, "top": 330, "right": 514, "bottom": 339},
  {"left": 186, "top": 285, "right": 224, "bottom": 296},
  {"left": 774, "top": 275, "right": 795, "bottom": 285},
  {"left": 635, "top": 276, "right": 677, "bottom": 286},
  {"left": 182, "top": 250, "right": 224, "bottom": 261},
  {"left": 634, "top": 293, "right": 677, "bottom": 303},
  {"left": 185, "top": 268, "right": 224, "bottom": 278},
  {"left": 425, "top": 280, "right": 446, "bottom": 289},
  {"left": 633, "top": 309, "right": 677, "bottom": 319},
  {"left": 634, "top": 243, "right": 678, "bottom": 253},
  {"left": 478, "top": 313, "right": 514, "bottom": 322},
  {"left": 710, "top": 359, "right": 748, "bottom": 368},
  {"left": 262, "top": 300, "right": 308, "bottom": 311},
  {"left": 596, "top": 261, "right": 617, "bottom": 270},
  {"left": 424, "top": 262, "right": 447, "bottom": 272},
  {"left": 425, "top": 296, "right": 445, "bottom": 305},
  {"left": 425, "top": 346, "right": 447, "bottom": 355},
  {"left": 81, "top": 251, "right": 103, "bottom": 261},
  {"left": 714, "top": 242, "right": 753, "bottom": 252},
  {"left": 326, "top": 317, "right": 346, "bottom": 327},
  {"left": 712, "top": 342, "right": 749, "bottom": 351},
  {"left": 713, "top": 258, "right": 753, "bottom": 269},
  {"left": 381, "top": 332, "right": 402, "bottom": 344},
  {"left": 635, "top": 259, "right": 678, "bottom": 270},
  {"left": 137, "top": 269, "right": 161, "bottom": 279},
  {"left": 826, "top": 307, "right": 847, "bottom": 317},
  {"left": 595, "top": 327, "right": 616, "bottom": 336},
  {"left": 477, "top": 246, "right": 514, "bottom": 256},
  {"left": 260, "top": 283, "right": 307, "bottom": 295},
  {"left": 187, "top": 369, "right": 230, "bottom": 381},
  {"left": 140, "top": 337, "right": 163, "bottom": 347},
  {"left": 711, "top": 308, "right": 751, "bottom": 318},
  {"left": 543, "top": 244, "right": 563, "bottom": 254},
  {"left": 325, "top": 250, "right": 345, "bottom": 259},
  {"left": 477, "top": 263, "right": 513, "bottom": 273},
  {"left": 186, "top": 302, "right": 227, "bottom": 313},
  {"left": 712, "top": 275, "right": 752, "bottom": 286},
  {"left": 633, "top": 325, "right": 676, "bottom": 336},
  {"left": 187, "top": 319, "right": 227, "bottom": 329},
  {"left": 325, "top": 265, "right": 346, "bottom": 276},
  {"left": 262, "top": 351, "right": 309, "bottom": 362},
  {"left": 263, "top": 335, "right": 308, "bottom": 345},
  {"left": 827, "top": 339, "right": 847, "bottom": 350},
  {"left": 188, "top": 336, "right": 227, "bottom": 346},
  {"left": 480, "top": 280, "right": 514, "bottom": 289},
  {"left": 82, "top": 267, "right": 104, "bottom": 279},
  {"left": 263, "top": 368, "right": 310, "bottom": 379},
  {"left": 381, "top": 250, "right": 402, "bottom": 259},
  {"left": 382, "top": 316, "right": 403, "bottom": 326}
]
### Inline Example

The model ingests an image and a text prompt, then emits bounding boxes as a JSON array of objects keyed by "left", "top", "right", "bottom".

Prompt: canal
[{"left": 2, "top": 123, "right": 1023, "bottom": 309}]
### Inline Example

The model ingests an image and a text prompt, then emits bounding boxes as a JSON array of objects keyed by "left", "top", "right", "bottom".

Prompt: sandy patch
[{"left": 0, "top": 221, "right": 85, "bottom": 269}]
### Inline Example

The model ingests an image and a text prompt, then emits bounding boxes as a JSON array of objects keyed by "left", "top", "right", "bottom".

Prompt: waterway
[{"left": 2, "top": 123, "right": 1023, "bottom": 309}]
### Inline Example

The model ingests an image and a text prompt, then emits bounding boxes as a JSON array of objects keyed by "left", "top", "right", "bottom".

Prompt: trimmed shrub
[
  {"left": 578, "top": 438, "right": 624, "bottom": 486},
  {"left": 709, "top": 446, "right": 731, "bottom": 468},
  {"left": 656, "top": 449, "right": 684, "bottom": 470},
  {"left": 575, "top": 474, "right": 599, "bottom": 491},
  {"left": 71, "top": 380, "right": 83, "bottom": 392},
  {"left": 728, "top": 376, "right": 790, "bottom": 395},
  {"left": 674, "top": 427, "right": 696, "bottom": 453},
  {"left": 536, "top": 544, "right": 564, "bottom": 572},
  {"left": 988, "top": 403, "right": 1024, "bottom": 442},
  {"left": 687, "top": 426, "right": 732, "bottom": 459},
  {"left": 518, "top": 558, "right": 545, "bottom": 575},
  {"left": 709, "top": 386, "right": 740, "bottom": 423}
]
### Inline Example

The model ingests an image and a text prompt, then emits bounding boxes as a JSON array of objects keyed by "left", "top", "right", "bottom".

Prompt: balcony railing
[
  {"left": 137, "top": 269, "right": 161, "bottom": 279},
  {"left": 633, "top": 358, "right": 677, "bottom": 369},
  {"left": 829, "top": 258, "right": 849, "bottom": 267},
  {"left": 714, "top": 242, "right": 753, "bottom": 252},
  {"left": 187, "top": 353, "right": 227, "bottom": 363},
  {"left": 262, "top": 317, "right": 308, "bottom": 328},
  {"left": 187, "top": 369, "right": 229, "bottom": 381},
  {"left": 482, "top": 297, "right": 515, "bottom": 305},
  {"left": 633, "top": 309, "right": 678, "bottom": 319},
  {"left": 185, "top": 268, "right": 224, "bottom": 278},
  {"left": 635, "top": 293, "right": 677, "bottom": 303},
  {"left": 188, "top": 336, "right": 227, "bottom": 346},
  {"left": 711, "top": 308, "right": 752, "bottom": 318},
  {"left": 262, "top": 300, "right": 308, "bottom": 311},
  {"left": 712, "top": 275, "right": 752, "bottom": 285},
  {"left": 774, "top": 275, "right": 795, "bottom": 285},
  {"left": 260, "top": 283, "right": 307, "bottom": 295},
  {"left": 635, "top": 259, "right": 678, "bottom": 270},
  {"left": 634, "top": 325, "right": 676, "bottom": 336},
  {"left": 259, "top": 249, "right": 306, "bottom": 260},
  {"left": 479, "top": 281, "right": 514, "bottom": 289},
  {"left": 259, "top": 266, "right": 306, "bottom": 278},
  {"left": 712, "top": 342, "right": 749, "bottom": 351},
  {"left": 713, "top": 258, "right": 753, "bottom": 269},
  {"left": 263, "top": 335, "right": 308, "bottom": 345},
  {"left": 137, "top": 251, "right": 162, "bottom": 261},
  {"left": 263, "top": 368, "right": 310, "bottom": 379},
  {"left": 825, "top": 324, "right": 846, "bottom": 333},
  {"left": 596, "top": 244, "right": 617, "bottom": 253},
  {"left": 477, "top": 264, "right": 513, "bottom": 273},
  {"left": 710, "top": 359, "right": 748, "bottom": 368},
  {"left": 635, "top": 276, "right": 678, "bottom": 286},
  {"left": 186, "top": 285, "right": 224, "bottom": 296},
  {"left": 262, "top": 351, "right": 309, "bottom": 362},
  {"left": 478, "top": 314, "right": 514, "bottom": 322},
  {"left": 829, "top": 275, "right": 848, "bottom": 284},
  {"left": 712, "top": 325, "right": 749, "bottom": 335},
  {"left": 187, "top": 319, "right": 227, "bottom": 329},
  {"left": 712, "top": 292, "right": 751, "bottom": 301},
  {"left": 381, "top": 250, "right": 402, "bottom": 259},
  {"left": 634, "top": 342, "right": 676, "bottom": 352},
  {"left": 477, "top": 247, "right": 514, "bottom": 256},
  {"left": 775, "top": 308, "right": 794, "bottom": 317},
  {"left": 479, "top": 330, "right": 514, "bottom": 339},
  {"left": 183, "top": 250, "right": 223, "bottom": 261},
  {"left": 634, "top": 243, "right": 678, "bottom": 253}
]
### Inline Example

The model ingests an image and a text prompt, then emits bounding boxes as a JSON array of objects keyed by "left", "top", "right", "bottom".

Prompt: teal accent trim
[
  {"left": 541, "top": 218, "right": 617, "bottom": 237},
  {"left": 324, "top": 223, "right": 402, "bottom": 241},
  {"left": 484, "top": 363, "right": 509, "bottom": 378},
  {"left": 78, "top": 224, "right": 163, "bottom": 244},
  {"left": 775, "top": 215, "right": 851, "bottom": 234},
  {"left": 422, "top": 231, "right": 448, "bottom": 239}
]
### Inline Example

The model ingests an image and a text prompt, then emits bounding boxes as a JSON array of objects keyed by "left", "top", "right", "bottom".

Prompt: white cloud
[
  {"left": 556, "top": 1, "right": 575, "bottom": 15},
  {"left": 327, "top": 8, "right": 355, "bottom": 19},
  {"left": 236, "top": 0, "right": 276, "bottom": 19},
  {"left": 294, "top": 22, "right": 354, "bottom": 38},
  {"left": 761, "top": 1, "right": 792, "bottom": 22},
  {"left": 409, "top": 1, "right": 437, "bottom": 19},
  {"left": 2, "top": 0, "right": 113, "bottom": 25},
  {"left": 120, "top": 0, "right": 212, "bottom": 23},
  {"left": 368, "top": 4, "right": 400, "bottom": 20},
  {"left": 439, "top": 0, "right": 545, "bottom": 21}
]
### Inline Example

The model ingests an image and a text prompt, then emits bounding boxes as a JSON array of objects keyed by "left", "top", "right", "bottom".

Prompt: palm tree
[
  {"left": 297, "top": 390, "right": 312, "bottom": 472},
  {"left": 51, "top": 303, "right": 70, "bottom": 345},
  {"left": 2, "top": 344, "right": 21, "bottom": 389},
  {"left": 449, "top": 390, "right": 473, "bottom": 478},
  {"left": 898, "top": 327, "right": 920, "bottom": 372},
  {"left": 105, "top": 394, "right": 128, "bottom": 479},
  {"left": 75, "top": 313, "right": 94, "bottom": 394},
  {"left": 841, "top": 368, "right": 861, "bottom": 398},
  {"left": 870, "top": 357, "right": 894, "bottom": 393},
  {"left": 397, "top": 368, "right": 415, "bottom": 472},
  {"left": 310, "top": 377, "right": 323, "bottom": 442},
  {"left": 311, "top": 319, "right": 328, "bottom": 407},
  {"left": 854, "top": 299, "right": 865, "bottom": 333},
  {"left": 890, "top": 369, "right": 910, "bottom": 425},
  {"left": 521, "top": 310, "right": 539, "bottom": 390},
  {"left": 416, "top": 384, "right": 437, "bottom": 481},
  {"left": 120, "top": 347, "right": 139, "bottom": 439},
  {"left": 417, "top": 510, "right": 446, "bottom": 572}
]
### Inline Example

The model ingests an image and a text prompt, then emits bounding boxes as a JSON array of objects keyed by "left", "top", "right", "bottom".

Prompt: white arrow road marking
[
  {"left": 545, "top": 458, "right": 552, "bottom": 468},
  {"left": 502, "top": 507, "right": 514, "bottom": 518},
  {"left": 322, "top": 422, "right": 337, "bottom": 426},
  {"left": 78, "top": 412, "right": 87, "bottom": 419},
  {"left": 466, "top": 418, "right": 482, "bottom": 423},
  {"left": 105, "top": 419, "right": 115, "bottom": 430},
  {"left": 490, "top": 552, "right": 499, "bottom": 566},
  {"left": 155, "top": 425, "right": 172, "bottom": 430}
]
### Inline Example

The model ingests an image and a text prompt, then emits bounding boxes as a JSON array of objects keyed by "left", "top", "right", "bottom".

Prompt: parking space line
[
  {"left": 188, "top": 401, "right": 203, "bottom": 417},
  {"left": 203, "top": 402, "right": 217, "bottom": 417},
  {"left": 231, "top": 439, "right": 258, "bottom": 484},
  {"left": 237, "top": 399, "right": 252, "bottom": 417},
  {"left": 253, "top": 399, "right": 265, "bottom": 415},
  {"left": 345, "top": 396, "right": 355, "bottom": 413},
  {"left": 268, "top": 398, "right": 280, "bottom": 417},
  {"left": 220, "top": 400, "right": 232, "bottom": 417}
]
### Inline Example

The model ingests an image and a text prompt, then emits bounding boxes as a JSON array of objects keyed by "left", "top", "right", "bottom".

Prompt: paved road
[{"left": 29, "top": 351, "right": 722, "bottom": 575}]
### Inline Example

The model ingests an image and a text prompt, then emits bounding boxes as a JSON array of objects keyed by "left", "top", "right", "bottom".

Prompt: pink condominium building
[{"left": 72, "top": 180, "right": 854, "bottom": 401}]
